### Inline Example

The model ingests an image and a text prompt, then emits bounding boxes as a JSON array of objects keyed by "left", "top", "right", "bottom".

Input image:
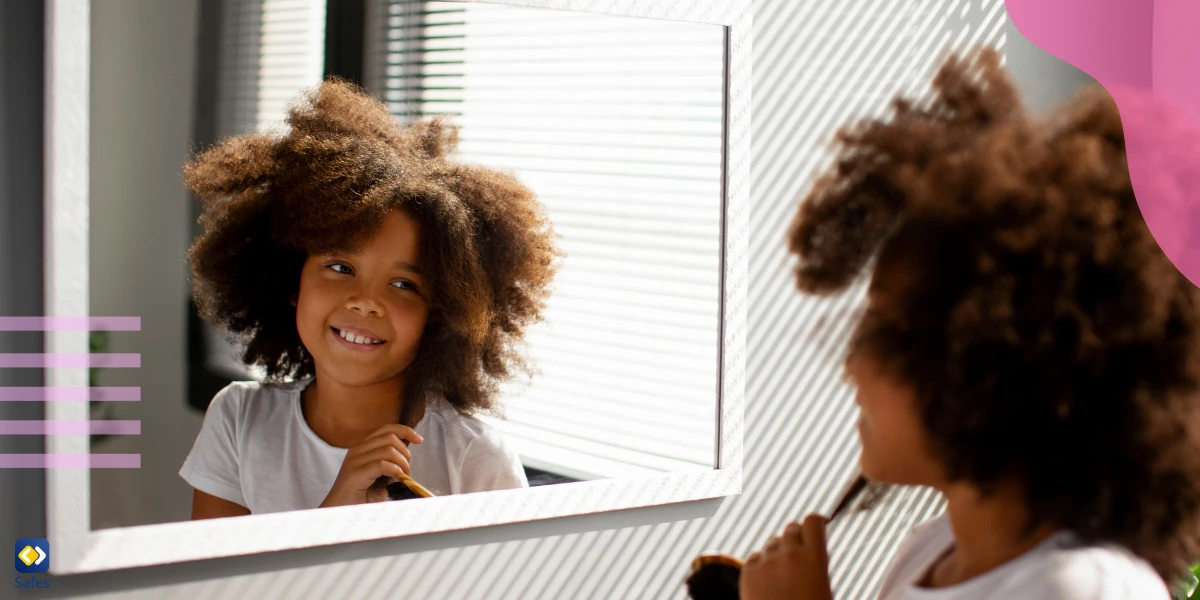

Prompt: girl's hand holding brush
[
  {"left": 319, "top": 424, "right": 425, "bottom": 507},
  {"left": 685, "top": 474, "right": 868, "bottom": 600},
  {"left": 740, "top": 515, "right": 833, "bottom": 600}
]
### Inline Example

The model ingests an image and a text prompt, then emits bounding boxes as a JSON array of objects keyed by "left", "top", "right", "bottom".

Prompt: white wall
[
  {"left": 87, "top": 0, "right": 204, "bottom": 529},
  {"left": 27, "top": 0, "right": 1095, "bottom": 598},
  {"left": 1001, "top": 5, "right": 1096, "bottom": 115}
]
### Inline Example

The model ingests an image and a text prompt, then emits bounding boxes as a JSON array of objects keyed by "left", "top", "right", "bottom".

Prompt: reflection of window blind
[
  {"left": 369, "top": 1, "right": 725, "bottom": 480},
  {"left": 216, "top": 0, "right": 327, "bottom": 137},
  {"left": 208, "top": 0, "right": 327, "bottom": 381}
]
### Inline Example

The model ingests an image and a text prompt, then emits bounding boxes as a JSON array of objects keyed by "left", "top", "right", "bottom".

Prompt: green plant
[
  {"left": 1175, "top": 562, "right": 1200, "bottom": 600},
  {"left": 1191, "top": 562, "right": 1200, "bottom": 599},
  {"left": 88, "top": 331, "right": 114, "bottom": 445}
]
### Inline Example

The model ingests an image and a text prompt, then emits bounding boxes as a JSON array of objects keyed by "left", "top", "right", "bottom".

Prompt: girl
[
  {"left": 741, "top": 49, "right": 1200, "bottom": 599},
  {"left": 178, "top": 79, "right": 560, "bottom": 518}
]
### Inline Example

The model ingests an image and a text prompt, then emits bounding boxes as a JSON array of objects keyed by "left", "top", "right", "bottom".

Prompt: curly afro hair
[
  {"left": 184, "top": 78, "right": 560, "bottom": 424},
  {"left": 787, "top": 48, "right": 1200, "bottom": 578}
]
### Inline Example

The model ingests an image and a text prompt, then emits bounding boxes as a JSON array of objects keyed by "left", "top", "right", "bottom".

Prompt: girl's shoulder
[
  {"left": 418, "top": 399, "right": 526, "bottom": 490},
  {"left": 422, "top": 397, "right": 495, "bottom": 436},
  {"left": 882, "top": 514, "right": 1169, "bottom": 600},
  {"left": 421, "top": 398, "right": 512, "bottom": 453},
  {"left": 205, "top": 378, "right": 309, "bottom": 424},
  {"left": 212, "top": 377, "right": 307, "bottom": 403},
  {"left": 1023, "top": 538, "right": 1170, "bottom": 600}
]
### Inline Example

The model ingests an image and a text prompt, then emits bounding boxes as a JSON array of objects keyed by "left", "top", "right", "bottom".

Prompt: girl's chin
[
  {"left": 857, "top": 456, "right": 934, "bottom": 488},
  {"left": 856, "top": 442, "right": 888, "bottom": 482},
  {"left": 858, "top": 454, "right": 876, "bottom": 478},
  {"left": 311, "top": 359, "right": 407, "bottom": 385}
]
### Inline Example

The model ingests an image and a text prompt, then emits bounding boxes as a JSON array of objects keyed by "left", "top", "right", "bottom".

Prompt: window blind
[
  {"left": 215, "top": 0, "right": 327, "bottom": 137},
  {"left": 368, "top": 1, "right": 726, "bottom": 480}
]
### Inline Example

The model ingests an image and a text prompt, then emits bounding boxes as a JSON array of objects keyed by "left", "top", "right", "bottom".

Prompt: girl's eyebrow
[{"left": 393, "top": 260, "right": 422, "bottom": 275}]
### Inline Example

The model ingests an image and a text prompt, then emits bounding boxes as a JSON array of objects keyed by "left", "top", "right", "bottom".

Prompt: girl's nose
[{"left": 345, "top": 293, "right": 384, "bottom": 316}]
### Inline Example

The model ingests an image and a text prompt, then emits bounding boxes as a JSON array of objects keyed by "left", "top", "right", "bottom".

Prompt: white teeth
[{"left": 338, "top": 329, "right": 381, "bottom": 345}]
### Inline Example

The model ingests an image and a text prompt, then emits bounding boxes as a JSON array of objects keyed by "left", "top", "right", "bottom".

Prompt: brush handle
[
  {"left": 686, "top": 472, "right": 868, "bottom": 571},
  {"left": 827, "top": 473, "right": 868, "bottom": 523}
]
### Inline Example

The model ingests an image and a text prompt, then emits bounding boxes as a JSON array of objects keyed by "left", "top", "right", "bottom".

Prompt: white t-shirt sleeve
[
  {"left": 877, "top": 514, "right": 1170, "bottom": 600},
  {"left": 179, "top": 384, "right": 247, "bottom": 508},
  {"left": 454, "top": 427, "right": 529, "bottom": 494},
  {"left": 999, "top": 551, "right": 1171, "bottom": 600}
]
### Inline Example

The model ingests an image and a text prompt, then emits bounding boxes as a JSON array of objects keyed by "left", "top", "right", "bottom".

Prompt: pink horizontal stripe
[
  {"left": 0, "top": 354, "right": 140, "bottom": 368},
  {"left": 0, "top": 317, "right": 141, "bottom": 331},
  {"left": 0, "top": 420, "right": 140, "bottom": 435},
  {"left": 0, "top": 454, "right": 141, "bottom": 468},
  {"left": 0, "top": 387, "right": 141, "bottom": 401}
]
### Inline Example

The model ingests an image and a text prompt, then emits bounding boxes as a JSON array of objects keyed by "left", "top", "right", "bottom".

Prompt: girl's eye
[
  {"left": 328, "top": 264, "right": 352, "bottom": 275},
  {"left": 391, "top": 280, "right": 418, "bottom": 292}
]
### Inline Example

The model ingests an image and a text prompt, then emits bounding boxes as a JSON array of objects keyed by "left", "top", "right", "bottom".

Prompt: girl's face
[
  {"left": 845, "top": 248, "right": 947, "bottom": 488},
  {"left": 293, "top": 209, "right": 429, "bottom": 387},
  {"left": 844, "top": 248, "right": 945, "bottom": 487},
  {"left": 844, "top": 352, "right": 946, "bottom": 487}
]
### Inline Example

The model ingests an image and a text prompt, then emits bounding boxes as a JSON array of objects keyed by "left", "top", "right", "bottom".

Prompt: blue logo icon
[{"left": 14, "top": 539, "right": 49, "bottom": 573}]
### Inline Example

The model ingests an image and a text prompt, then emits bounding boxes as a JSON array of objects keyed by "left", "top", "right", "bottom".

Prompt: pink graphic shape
[
  {"left": 1005, "top": 0, "right": 1200, "bottom": 287},
  {"left": 0, "top": 454, "right": 141, "bottom": 468},
  {"left": 1152, "top": 1, "right": 1200, "bottom": 127},
  {"left": 0, "top": 420, "right": 141, "bottom": 435},
  {"left": 0, "top": 317, "right": 141, "bottom": 331},
  {"left": 0, "top": 387, "right": 141, "bottom": 401},
  {"left": 0, "top": 354, "right": 141, "bottom": 368}
]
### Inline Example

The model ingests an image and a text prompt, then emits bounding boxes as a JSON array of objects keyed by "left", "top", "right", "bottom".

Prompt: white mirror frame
[{"left": 44, "top": 0, "right": 749, "bottom": 574}]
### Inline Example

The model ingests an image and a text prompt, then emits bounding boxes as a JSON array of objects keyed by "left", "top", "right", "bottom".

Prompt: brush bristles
[
  {"left": 686, "top": 554, "right": 743, "bottom": 600},
  {"left": 685, "top": 564, "right": 741, "bottom": 600}
]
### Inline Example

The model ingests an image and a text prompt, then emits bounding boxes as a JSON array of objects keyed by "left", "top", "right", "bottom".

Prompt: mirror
[{"left": 85, "top": 0, "right": 725, "bottom": 530}]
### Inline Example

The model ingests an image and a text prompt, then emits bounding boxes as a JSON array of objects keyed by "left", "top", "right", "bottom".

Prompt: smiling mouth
[{"left": 330, "top": 327, "right": 386, "bottom": 346}]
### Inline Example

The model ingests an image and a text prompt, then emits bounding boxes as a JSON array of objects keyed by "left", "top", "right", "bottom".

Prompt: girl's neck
[
  {"left": 301, "top": 372, "right": 422, "bottom": 449},
  {"left": 926, "top": 481, "right": 1060, "bottom": 588}
]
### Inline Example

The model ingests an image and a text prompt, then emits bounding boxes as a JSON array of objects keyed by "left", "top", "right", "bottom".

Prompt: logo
[{"left": 14, "top": 539, "right": 48, "bottom": 574}]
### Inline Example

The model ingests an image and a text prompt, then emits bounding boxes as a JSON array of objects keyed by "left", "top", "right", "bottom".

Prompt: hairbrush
[
  {"left": 684, "top": 474, "right": 871, "bottom": 600},
  {"left": 386, "top": 472, "right": 434, "bottom": 500},
  {"left": 365, "top": 471, "right": 434, "bottom": 501}
]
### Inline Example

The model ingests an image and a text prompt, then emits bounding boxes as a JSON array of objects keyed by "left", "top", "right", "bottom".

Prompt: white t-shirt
[
  {"left": 877, "top": 514, "right": 1169, "bottom": 600},
  {"left": 179, "top": 377, "right": 528, "bottom": 513}
]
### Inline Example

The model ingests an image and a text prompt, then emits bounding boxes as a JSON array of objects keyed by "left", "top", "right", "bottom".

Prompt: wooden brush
[
  {"left": 386, "top": 472, "right": 434, "bottom": 500},
  {"left": 684, "top": 474, "right": 870, "bottom": 600},
  {"left": 365, "top": 471, "right": 434, "bottom": 501}
]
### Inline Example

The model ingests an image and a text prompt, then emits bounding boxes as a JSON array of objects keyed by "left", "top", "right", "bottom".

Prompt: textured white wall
[{"left": 34, "top": 0, "right": 1092, "bottom": 597}]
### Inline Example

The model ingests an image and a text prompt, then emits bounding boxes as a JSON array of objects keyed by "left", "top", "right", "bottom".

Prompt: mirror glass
[{"left": 88, "top": 0, "right": 725, "bottom": 529}]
